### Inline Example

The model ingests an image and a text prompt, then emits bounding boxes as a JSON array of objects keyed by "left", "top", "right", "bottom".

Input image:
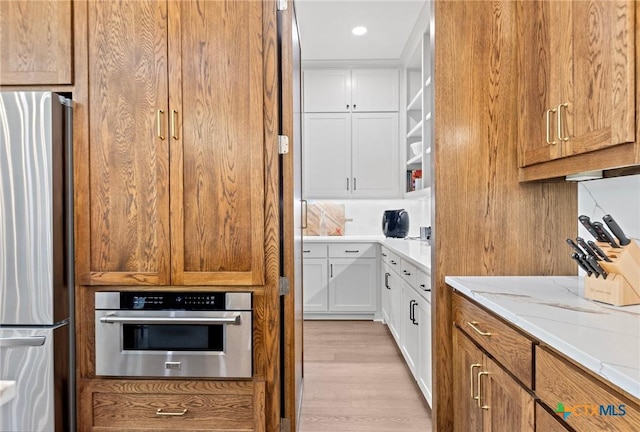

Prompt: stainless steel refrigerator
[{"left": 0, "top": 92, "right": 73, "bottom": 431}]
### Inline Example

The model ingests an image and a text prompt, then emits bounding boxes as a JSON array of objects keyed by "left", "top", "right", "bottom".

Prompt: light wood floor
[{"left": 298, "top": 321, "right": 433, "bottom": 432}]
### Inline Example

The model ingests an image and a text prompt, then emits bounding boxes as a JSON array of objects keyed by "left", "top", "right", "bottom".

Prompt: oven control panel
[{"left": 120, "top": 292, "right": 227, "bottom": 310}]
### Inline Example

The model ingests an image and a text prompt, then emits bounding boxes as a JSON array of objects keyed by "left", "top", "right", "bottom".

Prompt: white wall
[
  {"left": 315, "top": 196, "right": 431, "bottom": 237},
  {"left": 577, "top": 175, "right": 640, "bottom": 242}
]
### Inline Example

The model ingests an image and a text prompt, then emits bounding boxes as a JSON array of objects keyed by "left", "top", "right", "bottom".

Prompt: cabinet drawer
[
  {"left": 388, "top": 251, "right": 401, "bottom": 270},
  {"left": 380, "top": 247, "right": 390, "bottom": 264},
  {"left": 536, "top": 346, "right": 640, "bottom": 432},
  {"left": 400, "top": 259, "right": 417, "bottom": 287},
  {"left": 416, "top": 269, "right": 431, "bottom": 301},
  {"left": 328, "top": 243, "right": 376, "bottom": 258},
  {"left": 82, "top": 379, "right": 264, "bottom": 431},
  {"left": 452, "top": 292, "right": 534, "bottom": 388},
  {"left": 303, "top": 243, "right": 328, "bottom": 258},
  {"left": 535, "top": 402, "right": 571, "bottom": 432}
]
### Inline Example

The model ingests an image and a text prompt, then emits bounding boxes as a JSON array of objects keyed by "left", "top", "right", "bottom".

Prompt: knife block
[{"left": 584, "top": 239, "right": 640, "bottom": 306}]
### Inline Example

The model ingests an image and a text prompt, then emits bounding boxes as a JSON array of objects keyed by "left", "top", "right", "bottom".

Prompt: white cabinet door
[
  {"left": 417, "top": 295, "right": 432, "bottom": 407},
  {"left": 400, "top": 282, "right": 420, "bottom": 377},
  {"left": 303, "top": 258, "right": 328, "bottom": 312},
  {"left": 328, "top": 257, "right": 376, "bottom": 312},
  {"left": 381, "top": 261, "right": 392, "bottom": 324},
  {"left": 303, "top": 69, "right": 350, "bottom": 112},
  {"left": 389, "top": 269, "right": 403, "bottom": 344},
  {"left": 303, "top": 114, "right": 351, "bottom": 198},
  {"left": 352, "top": 68, "right": 399, "bottom": 112},
  {"left": 351, "top": 113, "right": 399, "bottom": 198}
]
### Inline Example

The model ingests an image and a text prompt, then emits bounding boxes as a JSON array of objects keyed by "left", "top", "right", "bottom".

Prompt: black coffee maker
[{"left": 382, "top": 209, "right": 410, "bottom": 238}]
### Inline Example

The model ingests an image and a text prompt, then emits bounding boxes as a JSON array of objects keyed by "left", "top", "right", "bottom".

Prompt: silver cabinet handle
[
  {"left": 303, "top": 250, "right": 311, "bottom": 253},
  {"left": 346, "top": 178, "right": 349, "bottom": 191},
  {"left": 0, "top": 336, "right": 46, "bottom": 348},
  {"left": 384, "top": 272, "right": 390, "bottom": 289},
  {"left": 353, "top": 177, "right": 357, "bottom": 190},
  {"left": 330, "top": 264, "right": 333, "bottom": 277},
  {"left": 344, "top": 250, "right": 360, "bottom": 253},
  {"left": 302, "top": 199, "right": 308, "bottom": 229},
  {"left": 100, "top": 315, "right": 241, "bottom": 325},
  {"left": 403, "top": 270, "right": 411, "bottom": 276}
]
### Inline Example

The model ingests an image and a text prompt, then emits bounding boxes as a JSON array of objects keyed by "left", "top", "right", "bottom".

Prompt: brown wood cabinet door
[
  {"left": 0, "top": 0, "right": 72, "bottom": 85},
  {"left": 79, "top": 0, "right": 170, "bottom": 285},
  {"left": 453, "top": 328, "right": 483, "bottom": 432},
  {"left": 168, "top": 0, "right": 266, "bottom": 285},
  {"left": 563, "top": 0, "right": 635, "bottom": 157}
]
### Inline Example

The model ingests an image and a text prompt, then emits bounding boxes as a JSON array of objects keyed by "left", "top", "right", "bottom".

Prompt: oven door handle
[{"left": 99, "top": 315, "right": 242, "bottom": 325}]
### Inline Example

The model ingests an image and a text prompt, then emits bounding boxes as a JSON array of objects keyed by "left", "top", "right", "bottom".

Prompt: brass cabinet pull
[
  {"left": 477, "top": 371, "right": 490, "bottom": 410},
  {"left": 156, "top": 408, "right": 187, "bottom": 416},
  {"left": 467, "top": 321, "right": 492, "bottom": 337},
  {"left": 157, "top": 110, "right": 165, "bottom": 140},
  {"left": 470, "top": 363, "right": 482, "bottom": 400},
  {"left": 171, "top": 109, "right": 179, "bottom": 140},
  {"left": 545, "top": 108, "right": 557, "bottom": 145},
  {"left": 557, "top": 103, "right": 569, "bottom": 142}
]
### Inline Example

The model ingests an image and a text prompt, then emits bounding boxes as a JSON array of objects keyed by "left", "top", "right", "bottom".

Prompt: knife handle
[
  {"left": 586, "top": 255, "right": 608, "bottom": 279},
  {"left": 566, "top": 238, "right": 584, "bottom": 255},
  {"left": 592, "top": 221, "right": 620, "bottom": 248},
  {"left": 576, "top": 237, "right": 599, "bottom": 260},
  {"left": 587, "top": 240, "right": 612, "bottom": 262},
  {"left": 572, "top": 253, "right": 592, "bottom": 276},
  {"left": 579, "top": 215, "right": 601, "bottom": 241},
  {"left": 603, "top": 214, "right": 631, "bottom": 246}
]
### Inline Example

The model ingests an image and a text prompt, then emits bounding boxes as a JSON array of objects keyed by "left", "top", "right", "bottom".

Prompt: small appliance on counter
[{"left": 382, "top": 209, "right": 410, "bottom": 238}]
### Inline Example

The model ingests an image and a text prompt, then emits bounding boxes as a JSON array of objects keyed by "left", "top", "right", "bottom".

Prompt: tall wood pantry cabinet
[
  {"left": 73, "top": 1, "right": 280, "bottom": 431},
  {"left": 75, "top": 0, "right": 269, "bottom": 286}
]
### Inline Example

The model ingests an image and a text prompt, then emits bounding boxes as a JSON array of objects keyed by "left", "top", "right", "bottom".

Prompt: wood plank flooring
[{"left": 298, "top": 321, "right": 433, "bottom": 432}]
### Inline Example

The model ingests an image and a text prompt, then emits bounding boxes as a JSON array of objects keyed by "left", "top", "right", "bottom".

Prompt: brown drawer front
[
  {"left": 453, "top": 292, "right": 534, "bottom": 388},
  {"left": 535, "top": 402, "right": 571, "bottom": 432},
  {"left": 93, "top": 393, "right": 254, "bottom": 429},
  {"left": 536, "top": 347, "right": 640, "bottom": 432}
]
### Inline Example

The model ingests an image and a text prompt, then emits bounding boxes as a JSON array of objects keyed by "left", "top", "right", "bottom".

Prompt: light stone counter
[
  {"left": 0, "top": 380, "right": 16, "bottom": 407},
  {"left": 446, "top": 276, "right": 640, "bottom": 400}
]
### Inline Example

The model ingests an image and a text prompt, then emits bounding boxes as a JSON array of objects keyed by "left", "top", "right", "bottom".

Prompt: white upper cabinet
[{"left": 303, "top": 68, "right": 399, "bottom": 112}]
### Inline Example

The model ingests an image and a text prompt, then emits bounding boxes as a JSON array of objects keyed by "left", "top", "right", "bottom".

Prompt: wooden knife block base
[{"left": 584, "top": 240, "right": 640, "bottom": 306}]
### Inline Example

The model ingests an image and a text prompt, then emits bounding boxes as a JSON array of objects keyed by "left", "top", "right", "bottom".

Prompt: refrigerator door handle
[{"left": 0, "top": 336, "right": 46, "bottom": 348}]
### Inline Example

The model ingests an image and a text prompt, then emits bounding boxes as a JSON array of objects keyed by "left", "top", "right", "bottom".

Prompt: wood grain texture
[
  {"left": 280, "top": 1, "right": 305, "bottom": 430},
  {"left": 536, "top": 346, "right": 640, "bottom": 432},
  {"left": 432, "top": 1, "right": 577, "bottom": 430},
  {"left": 0, "top": 0, "right": 72, "bottom": 85},
  {"left": 535, "top": 403, "right": 573, "bottom": 432},
  {"left": 83, "top": 0, "right": 170, "bottom": 285},
  {"left": 169, "top": 0, "right": 265, "bottom": 286},
  {"left": 452, "top": 328, "right": 483, "bottom": 432},
  {"left": 79, "top": 378, "right": 261, "bottom": 431},
  {"left": 299, "top": 321, "right": 432, "bottom": 432},
  {"left": 453, "top": 292, "right": 535, "bottom": 389}
]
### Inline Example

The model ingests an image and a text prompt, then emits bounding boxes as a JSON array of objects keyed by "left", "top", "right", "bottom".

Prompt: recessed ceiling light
[{"left": 352, "top": 26, "right": 367, "bottom": 36}]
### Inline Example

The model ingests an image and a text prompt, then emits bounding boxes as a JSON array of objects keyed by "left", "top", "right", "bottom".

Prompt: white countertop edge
[
  {"left": 0, "top": 380, "right": 16, "bottom": 407},
  {"left": 446, "top": 276, "right": 640, "bottom": 400},
  {"left": 303, "top": 236, "right": 432, "bottom": 273}
]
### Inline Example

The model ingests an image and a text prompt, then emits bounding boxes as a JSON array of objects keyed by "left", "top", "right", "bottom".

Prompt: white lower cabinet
[
  {"left": 416, "top": 295, "right": 432, "bottom": 407},
  {"left": 381, "top": 261, "right": 392, "bottom": 324},
  {"left": 303, "top": 242, "right": 378, "bottom": 318},
  {"left": 400, "top": 279, "right": 420, "bottom": 377}
]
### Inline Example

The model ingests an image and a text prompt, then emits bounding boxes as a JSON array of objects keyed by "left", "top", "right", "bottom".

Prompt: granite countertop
[
  {"left": 303, "top": 235, "right": 431, "bottom": 272},
  {"left": 0, "top": 380, "right": 16, "bottom": 407},
  {"left": 446, "top": 276, "right": 640, "bottom": 400}
]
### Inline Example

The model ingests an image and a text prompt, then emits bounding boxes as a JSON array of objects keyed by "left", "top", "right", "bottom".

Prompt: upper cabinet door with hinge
[
  {"left": 168, "top": 0, "right": 269, "bottom": 285},
  {"left": 303, "top": 69, "right": 351, "bottom": 112},
  {"left": 0, "top": 0, "right": 72, "bottom": 85},
  {"left": 79, "top": 0, "right": 171, "bottom": 285}
]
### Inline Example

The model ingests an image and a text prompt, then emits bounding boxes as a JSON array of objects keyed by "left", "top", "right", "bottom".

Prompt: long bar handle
[
  {"left": 470, "top": 363, "right": 482, "bottom": 400},
  {"left": 0, "top": 336, "right": 46, "bottom": 348},
  {"left": 302, "top": 199, "right": 308, "bottom": 229},
  {"left": 100, "top": 315, "right": 241, "bottom": 325},
  {"left": 477, "top": 371, "right": 490, "bottom": 410},
  {"left": 557, "top": 103, "right": 569, "bottom": 142},
  {"left": 545, "top": 108, "right": 556, "bottom": 145},
  {"left": 171, "top": 109, "right": 179, "bottom": 140},
  {"left": 157, "top": 110, "right": 166, "bottom": 140},
  {"left": 156, "top": 408, "right": 188, "bottom": 417},
  {"left": 384, "top": 272, "right": 390, "bottom": 289},
  {"left": 467, "top": 321, "right": 492, "bottom": 337}
]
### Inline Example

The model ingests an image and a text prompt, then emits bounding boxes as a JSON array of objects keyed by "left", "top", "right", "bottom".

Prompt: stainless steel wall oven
[{"left": 95, "top": 292, "right": 252, "bottom": 378}]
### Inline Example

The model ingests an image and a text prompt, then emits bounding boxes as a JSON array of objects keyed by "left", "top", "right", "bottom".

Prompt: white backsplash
[
  {"left": 310, "top": 195, "right": 431, "bottom": 237},
  {"left": 577, "top": 175, "right": 640, "bottom": 241}
]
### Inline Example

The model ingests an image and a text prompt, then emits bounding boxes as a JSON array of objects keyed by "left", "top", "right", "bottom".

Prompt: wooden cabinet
[
  {"left": 0, "top": 0, "right": 72, "bottom": 85},
  {"left": 302, "top": 243, "right": 377, "bottom": 317},
  {"left": 76, "top": 0, "right": 270, "bottom": 286},
  {"left": 517, "top": 0, "right": 638, "bottom": 181},
  {"left": 79, "top": 378, "right": 265, "bottom": 431},
  {"left": 303, "top": 112, "right": 398, "bottom": 198},
  {"left": 303, "top": 68, "right": 398, "bottom": 112},
  {"left": 535, "top": 403, "right": 572, "bottom": 432},
  {"left": 453, "top": 327, "right": 534, "bottom": 432}
]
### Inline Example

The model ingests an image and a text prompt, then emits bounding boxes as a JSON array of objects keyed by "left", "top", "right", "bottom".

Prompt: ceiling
[{"left": 295, "top": 0, "right": 426, "bottom": 62}]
